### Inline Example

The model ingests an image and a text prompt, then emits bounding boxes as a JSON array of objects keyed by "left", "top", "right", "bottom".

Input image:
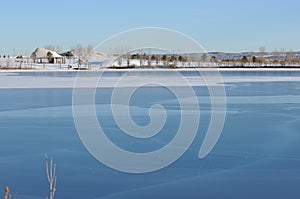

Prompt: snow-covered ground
[{"left": 2, "top": 55, "right": 300, "bottom": 71}]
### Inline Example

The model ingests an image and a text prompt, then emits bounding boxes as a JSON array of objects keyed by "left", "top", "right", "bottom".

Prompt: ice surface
[
  {"left": 1, "top": 70, "right": 300, "bottom": 198},
  {"left": 1, "top": 69, "right": 300, "bottom": 89}
]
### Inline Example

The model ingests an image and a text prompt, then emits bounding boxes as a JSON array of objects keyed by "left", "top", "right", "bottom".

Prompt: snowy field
[{"left": 1, "top": 56, "right": 300, "bottom": 71}]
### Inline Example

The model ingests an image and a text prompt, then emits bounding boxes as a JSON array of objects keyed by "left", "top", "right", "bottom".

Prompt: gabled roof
[{"left": 31, "top": 48, "right": 63, "bottom": 58}]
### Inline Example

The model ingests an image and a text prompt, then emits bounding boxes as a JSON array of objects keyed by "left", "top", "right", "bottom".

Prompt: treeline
[
  {"left": 118, "top": 48, "right": 300, "bottom": 68},
  {"left": 125, "top": 53, "right": 188, "bottom": 67}
]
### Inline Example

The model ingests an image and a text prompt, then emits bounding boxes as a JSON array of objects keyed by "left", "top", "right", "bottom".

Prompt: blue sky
[{"left": 0, "top": 0, "right": 299, "bottom": 55}]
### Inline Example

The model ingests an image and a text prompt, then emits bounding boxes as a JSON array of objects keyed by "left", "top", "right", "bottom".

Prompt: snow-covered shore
[
  {"left": 1, "top": 56, "right": 300, "bottom": 72},
  {"left": 2, "top": 67, "right": 300, "bottom": 73}
]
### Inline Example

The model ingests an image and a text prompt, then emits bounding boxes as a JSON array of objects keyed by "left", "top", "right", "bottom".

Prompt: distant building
[{"left": 31, "top": 48, "right": 65, "bottom": 64}]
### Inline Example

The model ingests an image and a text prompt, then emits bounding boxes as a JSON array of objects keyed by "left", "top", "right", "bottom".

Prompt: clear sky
[{"left": 0, "top": 0, "right": 299, "bottom": 55}]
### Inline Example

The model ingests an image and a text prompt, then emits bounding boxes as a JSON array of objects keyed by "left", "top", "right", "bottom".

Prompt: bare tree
[
  {"left": 171, "top": 55, "right": 178, "bottom": 67},
  {"left": 201, "top": 54, "right": 207, "bottom": 62},
  {"left": 162, "top": 54, "right": 168, "bottom": 66},
  {"left": 147, "top": 49, "right": 152, "bottom": 67},
  {"left": 196, "top": 54, "right": 201, "bottom": 67},
  {"left": 85, "top": 45, "right": 94, "bottom": 69},
  {"left": 279, "top": 48, "right": 286, "bottom": 66},
  {"left": 45, "top": 154, "right": 57, "bottom": 199},
  {"left": 73, "top": 44, "right": 94, "bottom": 69},
  {"left": 126, "top": 47, "right": 132, "bottom": 67},
  {"left": 124, "top": 47, "right": 132, "bottom": 68},
  {"left": 142, "top": 53, "right": 147, "bottom": 67},
  {"left": 6, "top": 55, "right": 11, "bottom": 68},
  {"left": 252, "top": 56, "right": 257, "bottom": 63},
  {"left": 55, "top": 46, "right": 62, "bottom": 54},
  {"left": 272, "top": 48, "right": 280, "bottom": 64},
  {"left": 178, "top": 55, "right": 187, "bottom": 67},
  {"left": 155, "top": 54, "right": 161, "bottom": 66},
  {"left": 259, "top": 46, "right": 266, "bottom": 64},
  {"left": 73, "top": 44, "right": 85, "bottom": 69},
  {"left": 286, "top": 49, "right": 294, "bottom": 65},
  {"left": 44, "top": 45, "right": 56, "bottom": 51},
  {"left": 139, "top": 50, "right": 143, "bottom": 67},
  {"left": 16, "top": 55, "right": 24, "bottom": 69},
  {"left": 117, "top": 57, "right": 122, "bottom": 67},
  {"left": 113, "top": 46, "right": 132, "bottom": 68}
]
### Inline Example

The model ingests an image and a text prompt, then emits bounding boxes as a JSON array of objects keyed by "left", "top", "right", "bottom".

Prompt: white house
[{"left": 31, "top": 48, "right": 65, "bottom": 64}]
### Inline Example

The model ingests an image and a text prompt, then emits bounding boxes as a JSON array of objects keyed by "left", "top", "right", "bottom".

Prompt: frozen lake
[{"left": 1, "top": 70, "right": 300, "bottom": 199}]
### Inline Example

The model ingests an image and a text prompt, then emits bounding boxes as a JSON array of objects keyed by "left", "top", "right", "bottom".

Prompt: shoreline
[{"left": 2, "top": 67, "right": 300, "bottom": 73}]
